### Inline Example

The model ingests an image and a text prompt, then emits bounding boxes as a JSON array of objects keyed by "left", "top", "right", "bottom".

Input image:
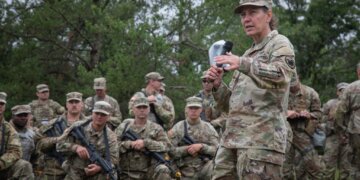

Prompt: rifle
[
  {"left": 71, "top": 126, "right": 116, "bottom": 180},
  {"left": 44, "top": 119, "right": 66, "bottom": 164},
  {"left": 182, "top": 134, "right": 212, "bottom": 161},
  {"left": 122, "top": 129, "right": 181, "bottom": 179}
]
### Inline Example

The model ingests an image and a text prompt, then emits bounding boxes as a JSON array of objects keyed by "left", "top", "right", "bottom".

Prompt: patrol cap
[
  {"left": 133, "top": 97, "right": 149, "bottom": 108},
  {"left": 234, "top": 0, "right": 272, "bottom": 14},
  {"left": 37, "top": 84, "right": 49, "bottom": 93},
  {"left": 337, "top": 82, "right": 349, "bottom": 91},
  {"left": 92, "top": 101, "right": 112, "bottom": 115},
  {"left": 66, "top": 92, "right": 83, "bottom": 102},
  {"left": 11, "top": 105, "right": 31, "bottom": 115},
  {"left": 186, "top": 96, "right": 202, "bottom": 108},
  {"left": 0, "top": 92, "right": 7, "bottom": 104},
  {"left": 93, "top": 77, "right": 106, "bottom": 90},
  {"left": 145, "top": 72, "right": 165, "bottom": 81},
  {"left": 200, "top": 71, "right": 209, "bottom": 79}
]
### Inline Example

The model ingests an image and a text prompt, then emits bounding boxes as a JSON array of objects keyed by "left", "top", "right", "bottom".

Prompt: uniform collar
[{"left": 250, "top": 30, "right": 278, "bottom": 52}]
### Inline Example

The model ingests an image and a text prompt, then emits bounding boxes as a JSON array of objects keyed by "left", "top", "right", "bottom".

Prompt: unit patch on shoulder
[{"left": 285, "top": 57, "right": 295, "bottom": 69}]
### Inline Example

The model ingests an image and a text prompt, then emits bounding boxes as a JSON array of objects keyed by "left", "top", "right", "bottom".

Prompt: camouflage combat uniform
[
  {"left": 322, "top": 97, "right": 352, "bottom": 179},
  {"left": 35, "top": 113, "right": 87, "bottom": 179},
  {"left": 129, "top": 89, "right": 175, "bottom": 131},
  {"left": 116, "top": 118, "right": 172, "bottom": 180},
  {"left": 84, "top": 95, "right": 122, "bottom": 130},
  {"left": 196, "top": 90, "right": 221, "bottom": 122},
  {"left": 211, "top": 30, "right": 296, "bottom": 179},
  {"left": 0, "top": 119, "right": 34, "bottom": 179},
  {"left": 169, "top": 118, "right": 219, "bottom": 180},
  {"left": 336, "top": 80, "right": 360, "bottom": 178},
  {"left": 29, "top": 99, "right": 65, "bottom": 127},
  {"left": 286, "top": 83, "right": 323, "bottom": 179},
  {"left": 56, "top": 119, "right": 119, "bottom": 180}
]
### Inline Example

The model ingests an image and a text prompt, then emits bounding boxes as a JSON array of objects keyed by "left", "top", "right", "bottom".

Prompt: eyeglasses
[{"left": 202, "top": 79, "right": 214, "bottom": 83}]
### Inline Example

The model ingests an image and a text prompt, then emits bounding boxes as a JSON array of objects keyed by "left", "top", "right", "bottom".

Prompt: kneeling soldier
[
  {"left": 116, "top": 97, "right": 172, "bottom": 180},
  {"left": 168, "top": 96, "right": 219, "bottom": 180},
  {"left": 57, "top": 101, "right": 118, "bottom": 180}
]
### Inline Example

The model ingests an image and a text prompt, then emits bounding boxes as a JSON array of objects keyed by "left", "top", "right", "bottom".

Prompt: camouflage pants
[
  {"left": 211, "top": 147, "right": 282, "bottom": 180},
  {"left": 0, "top": 159, "right": 34, "bottom": 180},
  {"left": 179, "top": 160, "right": 213, "bottom": 180},
  {"left": 288, "top": 130, "right": 324, "bottom": 180},
  {"left": 119, "top": 164, "right": 171, "bottom": 180},
  {"left": 349, "top": 133, "right": 360, "bottom": 179}
]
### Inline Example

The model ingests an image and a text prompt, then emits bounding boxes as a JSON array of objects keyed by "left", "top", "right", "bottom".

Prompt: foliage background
[{"left": 0, "top": 0, "right": 359, "bottom": 121}]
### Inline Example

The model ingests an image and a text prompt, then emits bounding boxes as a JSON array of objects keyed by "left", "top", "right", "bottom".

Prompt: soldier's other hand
[
  {"left": 287, "top": 110, "right": 299, "bottom": 119},
  {"left": 147, "top": 95, "right": 156, "bottom": 104},
  {"left": 299, "top": 110, "right": 311, "bottom": 119},
  {"left": 131, "top": 139, "right": 145, "bottom": 150},
  {"left": 84, "top": 164, "right": 101, "bottom": 176},
  {"left": 207, "top": 66, "right": 223, "bottom": 88},
  {"left": 76, "top": 145, "right": 90, "bottom": 160},
  {"left": 214, "top": 52, "right": 240, "bottom": 71},
  {"left": 187, "top": 144, "right": 203, "bottom": 156}
]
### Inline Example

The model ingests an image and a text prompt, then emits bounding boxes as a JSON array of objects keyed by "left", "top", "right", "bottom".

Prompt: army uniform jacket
[
  {"left": 322, "top": 98, "right": 339, "bottom": 135},
  {"left": 56, "top": 119, "right": 119, "bottom": 176},
  {"left": 213, "top": 30, "right": 296, "bottom": 165},
  {"left": 115, "top": 118, "right": 171, "bottom": 172},
  {"left": 84, "top": 95, "right": 122, "bottom": 129},
  {"left": 129, "top": 89, "right": 175, "bottom": 130},
  {"left": 336, "top": 80, "right": 360, "bottom": 134},
  {"left": 288, "top": 83, "right": 322, "bottom": 131},
  {"left": 35, "top": 113, "right": 86, "bottom": 175},
  {"left": 0, "top": 119, "right": 22, "bottom": 170},
  {"left": 169, "top": 118, "right": 219, "bottom": 168},
  {"left": 196, "top": 90, "right": 220, "bottom": 122},
  {"left": 29, "top": 99, "right": 65, "bottom": 127}
]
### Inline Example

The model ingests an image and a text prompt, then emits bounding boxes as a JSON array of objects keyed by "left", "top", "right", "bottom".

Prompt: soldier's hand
[
  {"left": 214, "top": 52, "right": 240, "bottom": 71},
  {"left": 131, "top": 139, "right": 145, "bottom": 150},
  {"left": 147, "top": 95, "right": 157, "bottom": 104},
  {"left": 76, "top": 145, "right": 90, "bottom": 160},
  {"left": 207, "top": 66, "right": 223, "bottom": 88},
  {"left": 299, "top": 110, "right": 311, "bottom": 119},
  {"left": 84, "top": 164, "right": 101, "bottom": 176},
  {"left": 187, "top": 144, "right": 203, "bottom": 156},
  {"left": 287, "top": 110, "right": 299, "bottom": 119}
]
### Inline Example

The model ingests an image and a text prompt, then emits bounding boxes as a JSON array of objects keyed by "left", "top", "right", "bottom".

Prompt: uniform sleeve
[
  {"left": 212, "top": 82, "right": 232, "bottom": 113},
  {"left": 321, "top": 101, "right": 331, "bottom": 123},
  {"left": 83, "top": 97, "right": 93, "bottom": 116},
  {"left": 168, "top": 123, "right": 189, "bottom": 159},
  {"left": 153, "top": 96, "right": 175, "bottom": 130},
  {"left": 238, "top": 44, "right": 295, "bottom": 89},
  {"left": 0, "top": 124, "right": 22, "bottom": 170},
  {"left": 335, "top": 90, "right": 350, "bottom": 131},
  {"left": 115, "top": 120, "right": 132, "bottom": 153},
  {"left": 108, "top": 132, "right": 119, "bottom": 166},
  {"left": 53, "top": 101, "right": 65, "bottom": 115},
  {"left": 108, "top": 99, "right": 123, "bottom": 130},
  {"left": 310, "top": 89, "right": 322, "bottom": 121},
  {"left": 200, "top": 124, "right": 219, "bottom": 157},
  {"left": 56, "top": 125, "right": 79, "bottom": 155},
  {"left": 144, "top": 126, "right": 171, "bottom": 152}
]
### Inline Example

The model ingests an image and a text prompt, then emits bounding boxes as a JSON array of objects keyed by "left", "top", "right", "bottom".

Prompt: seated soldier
[
  {"left": 0, "top": 92, "right": 34, "bottom": 180},
  {"left": 168, "top": 96, "right": 219, "bottom": 180},
  {"left": 56, "top": 101, "right": 118, "bottom": 180},
  {"left": 116, "top": 97, "right": 172, "bottom": 180}
]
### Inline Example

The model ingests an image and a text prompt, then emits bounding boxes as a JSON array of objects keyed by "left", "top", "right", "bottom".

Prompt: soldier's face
[
  {"left": 186, "top": 106, "right": 202, "bottom": 120},
  {"left": 240, "top": 6, "right": 272, "bottom": 39},
  {"left": 66, "top": 100, "right": 83, "bottom": 115},
  {"left": 202, "top": 78, "right": 214, "bottom": 91},
  {"left": 149, "top": 79, "right": 162, "bottom": 91},
  {"left": 133, "top": 105, "right": 149, "bottom": 120},
  {"left": 13, "top": 113, "right": 29, "bottom": 127},
  {"left": 95, "top": 89, "right": 106, "bottom": 98},
  {"left": 37, "top": 91, "right": 50, "bottom": 100},
  {"left": 92, "top": 112, "right": 109, "bottom": 126},
  {"left": 0, "top": 102, "right": 5, "bottom": 115}
]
